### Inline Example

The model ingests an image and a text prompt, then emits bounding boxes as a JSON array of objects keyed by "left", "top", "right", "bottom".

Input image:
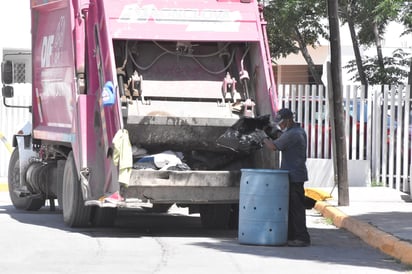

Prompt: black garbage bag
[
  {"left": 230, "top": 115, "right": 271, "bottom": 133},
  {"left": 216, "top": 128, "right": 260, "bottom": 153},
  {"left": 216, "top": 115, "right": 275, "bottom": 153}
]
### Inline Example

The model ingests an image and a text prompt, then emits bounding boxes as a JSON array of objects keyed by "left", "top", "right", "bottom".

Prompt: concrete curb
[{"left": 315, "top": 201, "right": 412, "bottom": 266}]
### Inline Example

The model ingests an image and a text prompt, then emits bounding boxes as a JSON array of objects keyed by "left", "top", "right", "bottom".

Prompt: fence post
[
  {"left": 388, "top": 85, "right": 396, "bottom": 188},
  {"left": 404, "top": 85, "right": 411, "bottom": 193},
  {"left": 395, "top": 86, "right": 403, "bottom": 190}
]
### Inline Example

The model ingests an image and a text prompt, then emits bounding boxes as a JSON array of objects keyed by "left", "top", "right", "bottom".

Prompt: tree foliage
[
  {"left": 263, "top": 0, "right": 328, "bottom": 84},
  {"left": 345, "top": 49, "right": 411, "bottom": 85},
  {"left": 339, "top": 0, "right": 411, "bottom": 85},
  {"left": 378, "top": 1, "right": 412, "bottom": 84},
  {"left": 264, "top": 0, "right": 328, "bottom": 59},
  {"left": 376, "top": 0, "right": 412, "bottom": 35},
  {"left": 263, "top": 0, "right": 412, "bottom": 85}
]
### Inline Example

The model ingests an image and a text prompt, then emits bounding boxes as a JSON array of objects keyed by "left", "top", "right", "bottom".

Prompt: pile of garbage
[{"left": 131, "top": 115, "right": 280, "bottom": 171}]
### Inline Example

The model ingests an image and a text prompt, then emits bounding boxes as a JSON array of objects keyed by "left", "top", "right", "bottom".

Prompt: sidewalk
[{"left": 315, "top": 187, "right": 412, "bottom": 266}]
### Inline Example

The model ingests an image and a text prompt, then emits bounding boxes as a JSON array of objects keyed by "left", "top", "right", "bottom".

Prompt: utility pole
[{"left": 327, "top": 0, "right": 349, "bottom": 206}]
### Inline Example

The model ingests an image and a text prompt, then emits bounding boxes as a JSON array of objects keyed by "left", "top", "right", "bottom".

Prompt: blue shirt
[{"left": 273, "top": 123, "right": 308, "bottom": 182}]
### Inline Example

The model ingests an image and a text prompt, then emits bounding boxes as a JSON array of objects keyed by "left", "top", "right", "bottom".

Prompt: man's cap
[{"left": 274, "top": 108, "right": 294, "bottom": 123}]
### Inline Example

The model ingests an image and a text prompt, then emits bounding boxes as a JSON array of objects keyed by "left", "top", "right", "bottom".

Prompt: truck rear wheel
[
  {"left": 62, "top": 152, "right": 92, "bottom": 227},
  {"left": 8, "top": 148, "right": 45, "bottom": 211}
]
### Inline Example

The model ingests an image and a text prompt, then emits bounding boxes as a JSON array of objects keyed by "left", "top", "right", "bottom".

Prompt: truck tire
[
  {"left": 91, "top": 207, "right": 117, "bottom": 227},
  {"left": 200, "top": 204, "right": 232, "bottom": 229},
  {"left": 8, "top": 148, "right": 45, "bottom": 211},
  {"left": 62, "top": 152, "right": 92, "bottom": 227},
  {"left": 56, "top": 160, "right": 65, "bottom": 210},
  {"left": 56, "top": 178, "right": 63, "bottom": 210}
]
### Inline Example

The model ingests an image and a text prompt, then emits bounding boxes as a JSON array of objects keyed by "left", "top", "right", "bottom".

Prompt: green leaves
[
  {"left": 262, "top": 0, "right": 411, "bottom": 85},
  {"left": 264, "top": 0, "right": 328, "bottom": 59},
  {"left": 344, "top": 49, "right": 411, "bottom": 85}
]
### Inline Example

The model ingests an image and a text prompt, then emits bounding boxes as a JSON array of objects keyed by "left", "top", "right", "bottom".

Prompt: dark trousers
[{"left": 288, "top": 182, "right": 311, "bottom": 242}]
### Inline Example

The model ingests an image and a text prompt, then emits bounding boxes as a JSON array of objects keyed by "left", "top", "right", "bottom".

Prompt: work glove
[{"left": 264, "top": 125, "right": 283, "bottom": 140}]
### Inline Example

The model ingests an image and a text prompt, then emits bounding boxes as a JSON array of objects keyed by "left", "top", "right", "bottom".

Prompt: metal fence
[{"left": 278, "top": 84, "right": 412, "bottom": 192}]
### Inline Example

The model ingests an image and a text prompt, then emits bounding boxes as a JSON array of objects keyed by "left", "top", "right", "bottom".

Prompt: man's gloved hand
[{"left": 265, "top": 125, "right": 283, "bottom": 140}]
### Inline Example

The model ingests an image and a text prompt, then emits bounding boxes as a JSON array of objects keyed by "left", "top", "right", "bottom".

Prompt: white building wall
[{"left": 0, "top": 1, "right": 31, "bottom": 178}]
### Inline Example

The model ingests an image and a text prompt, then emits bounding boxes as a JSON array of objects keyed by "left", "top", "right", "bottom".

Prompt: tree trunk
[
  {"left": 346, "top": 2, "right": 368, "bottom": 89},
  {"left": 327, "top": 0, "right": 349, "bottom": 206},
  {"left": 294, "top": 27, "right": 324, "bottom": 86},
  {"left": 408, "top": 56, "right": 412, "bottom": 86},
  {"left": 373, "top": 21, "right": 385, "bottom": 71}
]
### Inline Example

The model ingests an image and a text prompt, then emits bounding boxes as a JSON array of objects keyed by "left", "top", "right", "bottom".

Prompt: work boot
[{"left": 287, "top": 239, "right": 311, "bottom": 247}]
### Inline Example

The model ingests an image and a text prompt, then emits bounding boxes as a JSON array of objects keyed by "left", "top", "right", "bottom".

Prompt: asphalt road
[{"left": 0, "top": 192, "right": 409, "bottom": 274}]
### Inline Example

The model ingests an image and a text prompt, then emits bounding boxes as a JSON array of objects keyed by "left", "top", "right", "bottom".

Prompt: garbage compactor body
[{"left": 2, "top": 0, "right": 278, "bottom": 228}]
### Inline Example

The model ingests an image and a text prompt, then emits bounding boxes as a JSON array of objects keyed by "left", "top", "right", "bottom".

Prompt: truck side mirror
[
  {"left": 1, "top": 60, "right": 13, "bottom": 84},
  {"left": 2, "top": 85, "right": 14, "bottom": 98}
]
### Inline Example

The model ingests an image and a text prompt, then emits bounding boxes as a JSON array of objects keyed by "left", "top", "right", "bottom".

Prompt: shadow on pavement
[
  {"left": 0, "top": 203, "right": 410, "bottom": 272},
  {"left": 0, "top": 203, "right": 235, "bottom": 238}
]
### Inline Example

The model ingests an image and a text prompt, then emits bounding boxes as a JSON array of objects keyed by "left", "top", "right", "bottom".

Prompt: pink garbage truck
[{"left": 1, "top": 0, "right": 277, "bottom": 228}]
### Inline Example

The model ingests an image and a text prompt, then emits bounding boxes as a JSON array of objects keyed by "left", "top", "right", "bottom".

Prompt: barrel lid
[{"left": 241, "top": 169, "right": 289, "bottom": 174}]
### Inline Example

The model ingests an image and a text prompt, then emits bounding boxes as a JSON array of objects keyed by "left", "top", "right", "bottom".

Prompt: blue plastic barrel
[{"left": 238, "top": 169, "right": 289, "bottom": 246}]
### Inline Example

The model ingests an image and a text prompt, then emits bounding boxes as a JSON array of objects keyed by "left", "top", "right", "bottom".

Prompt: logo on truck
[
  {"left": 41, "top": 16, "right": 66, "bottom": 68},
  {"left": 41, "top": 35, "right": 54, "bottom": 68},
  {"left": 118, "top": 4, "right": 241, "bottom": 32}
]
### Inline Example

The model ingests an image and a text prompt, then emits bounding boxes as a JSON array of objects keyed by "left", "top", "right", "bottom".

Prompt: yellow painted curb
[
  {"left": 0, "top": 131, "right": 13, "bottom": 154},
  {"left": 315, "top": 201, "right": 412, "bottom": 266},
  {"left": 0, "top": 183, "right": 8, "bottom": 192},
  {"left": 305, "top": 188, "right": 332, "bottom": 201}
]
